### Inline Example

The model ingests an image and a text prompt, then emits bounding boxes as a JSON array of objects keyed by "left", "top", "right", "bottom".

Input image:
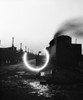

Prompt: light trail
[{"left": 23, "top": 48, "right": 50, "bottom": 72}]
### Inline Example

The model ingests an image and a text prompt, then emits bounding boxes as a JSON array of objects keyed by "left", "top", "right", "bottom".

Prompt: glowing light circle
[{"left": 23, "top": 48, "right": 50, "bottom": 72}]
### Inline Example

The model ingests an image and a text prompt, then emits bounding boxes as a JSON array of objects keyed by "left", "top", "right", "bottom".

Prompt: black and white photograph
[{"left": 0, "top": 0, "right": 83, "bottom": 100}]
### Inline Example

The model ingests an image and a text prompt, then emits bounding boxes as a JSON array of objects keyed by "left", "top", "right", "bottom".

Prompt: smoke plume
[{"left": 54, "top": 17, "right": 83, "bottom": 38}]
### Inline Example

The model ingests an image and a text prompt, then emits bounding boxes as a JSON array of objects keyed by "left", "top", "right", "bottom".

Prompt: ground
[{"left": 0, "top": 62, "right": 83, "bottom": 100}]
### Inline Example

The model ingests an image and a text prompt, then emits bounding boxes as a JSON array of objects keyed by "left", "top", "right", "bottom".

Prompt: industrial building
[{"left": 0, "top": 37, "right": 23, "bottom": 66}]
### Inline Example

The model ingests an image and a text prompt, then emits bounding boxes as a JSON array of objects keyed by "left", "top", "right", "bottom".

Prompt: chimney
[
  {"left": 75, "top": 38, "right": 77, "bottom": 44},
  {"left": 12, "top": 37, "right": 14, "bottom": 47},
  {"left": 20, "top": 43, "right": 22, "bottom": 50},
  {"left": 25, "top": 46, "right": 27, "bottom": 52},
  {"left": 0, "top": 40, "right": 1, "bottom": 46},
  {"left": 28, "top": 48, "right": 29, "bottom": 52}
]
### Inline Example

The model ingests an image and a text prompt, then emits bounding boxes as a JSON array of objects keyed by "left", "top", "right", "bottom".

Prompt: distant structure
[
  {"left": 12, "top": 37, "right": 14, "bottom": 47},
  {"left": 0, "top": 37, "right": 37, "bottom": 66},
  {"left": 20, "top": 43, "right": 22, "bottom": 51},
  {"left": 36, "top": 51, "right": 44, "bottom": 66},
  {"left": 38, "top": 51, "right": 42, "bottom": 55},
  {"left": 0, "top": 37, "right": 23, "bottom": 65},
  {"left": 0, "top": 40, "right": 1, "bottom": 46},
  {"left": 25, "top": 46, "right": 27, "bottom": 52}
]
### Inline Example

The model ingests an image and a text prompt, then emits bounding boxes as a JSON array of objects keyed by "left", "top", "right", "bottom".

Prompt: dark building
[
  {"left": 0, "top": 38, "right": 24, "bottom": 66},
  {"left": 0, "top": 46, "right": 17, "bottom": 65},
  {"left": 56, "top": 35, "right": 82, "bottom": 67}
]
